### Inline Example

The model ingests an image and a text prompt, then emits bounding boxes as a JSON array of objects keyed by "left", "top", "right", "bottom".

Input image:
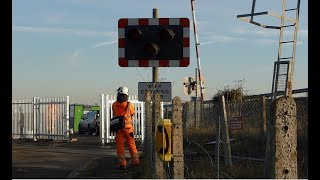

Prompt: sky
[{"left": 12, "top": 0, "right": 308, "bottom": 105}]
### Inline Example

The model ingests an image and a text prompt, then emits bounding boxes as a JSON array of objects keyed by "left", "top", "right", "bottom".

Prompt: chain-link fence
[{"left": 164, "top": 92, "right": 308, "bottom": 179}]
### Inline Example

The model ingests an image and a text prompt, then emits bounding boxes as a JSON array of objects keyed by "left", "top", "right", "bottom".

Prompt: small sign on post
[
  {"left": 229, "top": 116, "right": 244, "bottom": 130},
  {"left": 138, "top": 82, "right": 171, "bottom": 102}
]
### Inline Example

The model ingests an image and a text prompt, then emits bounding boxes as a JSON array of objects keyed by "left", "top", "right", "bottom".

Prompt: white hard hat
[{"left": 117, "top": 86, "right": 129, "bottom": 95}]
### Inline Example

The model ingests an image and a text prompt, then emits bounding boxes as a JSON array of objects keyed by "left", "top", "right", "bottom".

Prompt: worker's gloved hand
[{"left": 129, "top": 132, "right": 134, "bottom": 138}]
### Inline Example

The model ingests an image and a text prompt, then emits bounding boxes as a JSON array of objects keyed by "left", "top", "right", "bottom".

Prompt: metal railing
[
  {"left": 100, "top": 94, "right": 145, "bottom": 145},
  {"left": 12, "top": 96, "right": 70, "bottom": 141}
]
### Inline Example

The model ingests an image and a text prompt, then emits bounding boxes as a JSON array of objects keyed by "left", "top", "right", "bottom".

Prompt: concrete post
[
  {"left": 154, "top": 93, "right": 164, "bottom": 178},
  {"left": 262, "top": 96, "right": 267, "bottom": 135},
  {"left": 220, "top": 95, "right": 233, "bottom": 167},
  {"left": 172, "top": 96, "right": 184, "bottom": 179},
  {"left": 151, "top": 8, "right": 160, "bottom": 177},
  {"left": 142, "top": 91, "right": 153, "bottom": 176},
  {"left": 267, "top": 96, "right": 298, "bottom": 179},
  {"left": 215, "top": 115, "right": 221, "bottom": 178}
]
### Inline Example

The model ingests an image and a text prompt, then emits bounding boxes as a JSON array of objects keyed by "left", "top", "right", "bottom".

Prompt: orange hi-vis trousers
[{"left": 115, "top": 127, "right": 140, "bottom": 167}]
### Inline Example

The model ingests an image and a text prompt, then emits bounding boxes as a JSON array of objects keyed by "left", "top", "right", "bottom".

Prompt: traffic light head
[
  {"left": 144, "top": 42, "right": 160, "bottom": 56},
  {"left": 159, "top": 28, "right": 175, "bottom": 41},
  {"left": 118, "top": 18, "right": 190, "bottom": 67},
  {"left": 128, "top": 28, "right": 142, "bottom": 40}
]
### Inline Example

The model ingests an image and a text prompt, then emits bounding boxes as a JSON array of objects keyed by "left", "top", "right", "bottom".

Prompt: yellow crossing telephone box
[{"left": 155, "top": 119, "right": 172, "bottom": 162}]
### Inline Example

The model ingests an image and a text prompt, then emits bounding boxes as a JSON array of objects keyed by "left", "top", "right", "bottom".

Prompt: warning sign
[
  {"left": 138, "top": 82, "right": 171, "bottom": 102},
  {"left": 230, "top": 116, "right": 244, "bottom": 130}
]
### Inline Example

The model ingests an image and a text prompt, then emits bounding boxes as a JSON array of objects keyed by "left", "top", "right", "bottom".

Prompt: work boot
[
  {"left": 131, "top": 160, "right": 140, "bottom": 166},
  {"left": 130, "top": 153, "right": 140, "bottom": 166},
  {"left": 127, "top": 159, "right": 139, "bottom": 167},
  {"left": 117, "top": 154, "right": 127, "bottom": 170}
]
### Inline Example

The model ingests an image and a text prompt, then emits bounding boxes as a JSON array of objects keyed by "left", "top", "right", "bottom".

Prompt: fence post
[
  {"left": 215, "top": 115, "right": 221, "bottom": 178},
  {"left": 172, "top": 96, "right": 184, "bottom": 179},
  {"left": 33, "top": 97, "right": 38, "bottom": 141},
  {"left": 262, "top": 96, "right": 267, "bottom": 135},
  {"left": 154, "top": 93, "right": 164, "bottom": 178},
  {"left": 140, "top": 98, "right": 145, "bottom": 142},
  {"left": 267, "top": 96, "right": 298, "bottom": 179},
  {"left": 142, "top": 91, "right": 153, "bottom": 177},
  {"left": 219, "top": 95, "right": 233, "bottom": 167},
  {"left": 65, "top": 96, "right": 70, "bottom": 140},
  {"left": 100, "top": 94, "right": 105, "bottom": 146},
  {"left": 106, "top": 95, "right": 111, "bottom": 144}
]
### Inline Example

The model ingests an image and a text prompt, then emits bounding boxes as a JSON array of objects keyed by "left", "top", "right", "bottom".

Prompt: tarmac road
[{"left": 12, "top": 134, "right": 141, "bottom": 179}]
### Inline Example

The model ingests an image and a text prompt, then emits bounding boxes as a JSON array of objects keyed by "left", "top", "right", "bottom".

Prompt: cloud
[
  {"left": 233, "top": 27, "right": 278, "bottom": 37},
  {"left": 13, "top": 25, "right": 116, "bottom": 37},
  {"left": 69, "top": 39, "right": 117, "bottom": 63},
  {"left": 200, "top": 35, "right": 245, "bottom": 45},
  {"left": 47, "top": 14, "right": 64, "bottom": 23},
  {"left": 72, "top": 49, "right": 81, "bottom": 58},
  {"left": 232, "top": 27, "right": 308, "bottom": 46},
  {"left": 255, "top": 39, "right": 278, "bottom": 45},
  {"left": 70, "top": 48, "right": 82, "bottom": 62},
  {"left": 93, "top": 40, "right": 117, "bottom": 48},
  {"left": 233, "top": 27, "right": 308, "bottom": 38},
  {"left": 255, "top": 29, "right": 279, "bottom": 36}
]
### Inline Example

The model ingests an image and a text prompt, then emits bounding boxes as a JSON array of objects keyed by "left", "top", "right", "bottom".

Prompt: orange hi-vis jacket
[
  {"left": 112, "top": 101, "right": 135, "bottom": 129},
  {"left": 112, "top": 100, "right": 139, "bottom": 167}
]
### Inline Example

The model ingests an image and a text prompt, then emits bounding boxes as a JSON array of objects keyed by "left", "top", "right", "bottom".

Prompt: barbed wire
[{"left": 185, "top": 137, "right": 233, "bottom": 179}]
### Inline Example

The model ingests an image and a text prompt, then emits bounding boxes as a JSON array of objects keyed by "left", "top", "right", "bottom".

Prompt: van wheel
[
  {"left": 88, "top": 124, "right": 92, "bottom": 135},
  {"left": 78, "top": 124, "right": 82, "bottom": 134}
]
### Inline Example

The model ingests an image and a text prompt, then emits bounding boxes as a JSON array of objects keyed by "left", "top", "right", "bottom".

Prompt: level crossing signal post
[{"left": 118, "top": 8, "right": 189, "bottom": 178}]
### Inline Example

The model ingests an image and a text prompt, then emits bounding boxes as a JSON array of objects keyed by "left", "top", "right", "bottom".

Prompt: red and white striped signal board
[{"left": 118, "top": 18, "right": 190, "bottom": 67}]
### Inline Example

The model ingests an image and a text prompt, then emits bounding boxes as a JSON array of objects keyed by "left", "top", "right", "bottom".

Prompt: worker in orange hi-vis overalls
[{"left": 112, "top": 86, "right": 140, "bottom": 170}]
